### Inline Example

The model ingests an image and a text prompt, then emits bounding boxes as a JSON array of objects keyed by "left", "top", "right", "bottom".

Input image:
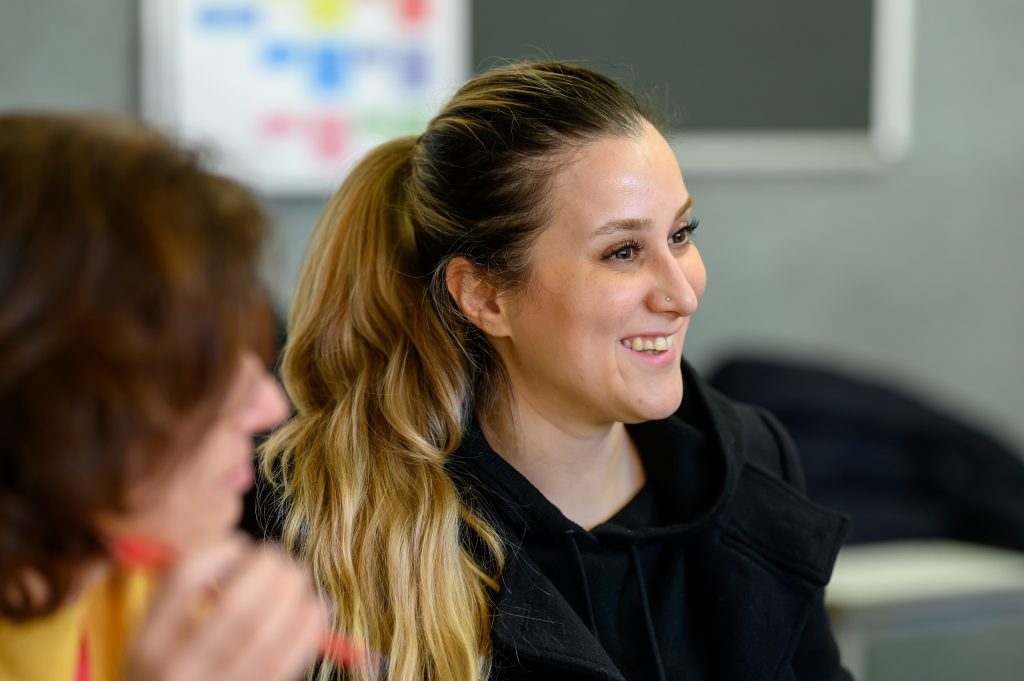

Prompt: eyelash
[{"left": 603, "top": 217, "right": 701, "bottom": 262}]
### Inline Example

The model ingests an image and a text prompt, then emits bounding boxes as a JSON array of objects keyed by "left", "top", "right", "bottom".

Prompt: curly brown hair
[{"left": 0, "top": 113, "right": 275, "bottom": 620}]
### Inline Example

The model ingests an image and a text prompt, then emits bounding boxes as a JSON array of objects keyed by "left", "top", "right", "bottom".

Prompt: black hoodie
[{"left": 449, "top": 361, "right": 853, "bottom": 681}]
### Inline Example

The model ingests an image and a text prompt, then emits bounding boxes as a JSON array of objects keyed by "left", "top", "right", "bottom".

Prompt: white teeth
[{"left": 622, "top": 335, "right": 674, "bottom": 353}]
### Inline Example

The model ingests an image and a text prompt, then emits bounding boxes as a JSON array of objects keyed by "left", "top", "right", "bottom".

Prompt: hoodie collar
[{"left": 452, "top": 361, "right": 741, "bottom": 544}]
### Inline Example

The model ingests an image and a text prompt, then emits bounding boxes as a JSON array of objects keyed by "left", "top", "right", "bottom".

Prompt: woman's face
[
  {"left": 113, "top": 351, "right": 288, "bottom": 554},
  {"left": 493, "top": 121, "right": 706, "bottom": 430}
]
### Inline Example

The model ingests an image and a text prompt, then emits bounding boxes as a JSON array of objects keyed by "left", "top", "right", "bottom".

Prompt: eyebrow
[{"left": 591, "top": 196, "right": 693, "bottom": 238}]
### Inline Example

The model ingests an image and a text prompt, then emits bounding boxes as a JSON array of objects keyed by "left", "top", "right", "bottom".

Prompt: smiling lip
[
  {"left": 619, "top": 327, "right": 682, "bottom": 347},
  {"left": 619, "top": 330, "right": 682, "bottom": 366}
]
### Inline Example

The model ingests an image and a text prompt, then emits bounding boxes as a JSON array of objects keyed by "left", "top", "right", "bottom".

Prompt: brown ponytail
[
  {"left": 263, "top": 136, "right": 502, "bottom": 680},
  {"left": 262, "top": 61, "right": 648, "bottom": 680}
]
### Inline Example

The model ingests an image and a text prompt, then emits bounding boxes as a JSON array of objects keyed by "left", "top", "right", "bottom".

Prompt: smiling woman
[{"left": 264, "top": 61, "right": 853, "bottom": 681}]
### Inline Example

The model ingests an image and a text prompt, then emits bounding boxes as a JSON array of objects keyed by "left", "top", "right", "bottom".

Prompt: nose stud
[{"left": 665, "top": 296, "right": 672, "bottom": 302}]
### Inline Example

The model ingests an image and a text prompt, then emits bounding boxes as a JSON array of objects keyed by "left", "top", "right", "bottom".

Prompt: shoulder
[
  {"left": 686, "top": 368, "right": 850, "bottom": 586},
  {"left": 723, "top": 393, "right": 808, "bottom": 491},
  {"left": 684, "top": 360, "right": 805, "bottom": 491}
]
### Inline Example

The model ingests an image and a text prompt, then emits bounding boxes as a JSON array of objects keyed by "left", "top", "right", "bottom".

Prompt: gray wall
[
  {"left": 3, "top": 0, "right": 1024, "bottom": 452},
  {"left": 682, "top": 1, "right": 1024, "bottom": 450}
]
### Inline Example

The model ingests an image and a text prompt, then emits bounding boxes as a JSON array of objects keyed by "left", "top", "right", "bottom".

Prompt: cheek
[
  {"left": 601, "top": 289, "right": 646, "bottom": 333},
  {"left": 120, "top": 431, "right": 244, "bottom": 551},
  {"left": 513, "top": 266, "right": 642, "bottom": 377},
  {"left": 547, "top": 282, "right": 636, "bottom": 344}
]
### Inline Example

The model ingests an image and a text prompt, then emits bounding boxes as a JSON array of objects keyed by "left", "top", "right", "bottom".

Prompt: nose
[
  {"left": 646, "top": 249, "right": 701, "bottom": 317},
  {"left": 239, "top": 353, "right": 290, "bottom": 434}
]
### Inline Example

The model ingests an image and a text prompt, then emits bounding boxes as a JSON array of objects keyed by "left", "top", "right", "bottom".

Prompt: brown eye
[
  {"left": 604, "top": 239, "right": 645, "bottom": 262},
  {"left": 671, "top": 217, "right": 700, "bottom": 246},
  {"left": 670, "top": 229, "right": 690, "bottom": 245}
]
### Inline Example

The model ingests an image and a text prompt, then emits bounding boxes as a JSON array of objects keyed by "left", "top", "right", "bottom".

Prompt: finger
[
  {"left": 213, "top": 551, "right": 312, "bottom": 680},
  {"left": 271, "top": 597, "right": 328, "bottom": 681},
  {"left": 180, "top": 544, "right": 303, "bottom": 675},
  {"left": 132, "top": 534, "right": 250, "bottom": 665},
  {"left": 233, "top": 586, "right": 327, "bottom": 681}
]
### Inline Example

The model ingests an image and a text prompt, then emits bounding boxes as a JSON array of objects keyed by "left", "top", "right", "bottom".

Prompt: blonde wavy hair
[{"left": 261, "top": 62, "right": 646, "bottom": 681}]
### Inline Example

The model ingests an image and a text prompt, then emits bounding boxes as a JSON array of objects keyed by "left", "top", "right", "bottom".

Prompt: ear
[{"left": 445, "top": 257, "right": 512, "bottom": 338}]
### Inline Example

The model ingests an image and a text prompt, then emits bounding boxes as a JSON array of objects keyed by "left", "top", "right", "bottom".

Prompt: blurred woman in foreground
[{"left": 0, "top": 113, "right": 326, "bottom": 681}]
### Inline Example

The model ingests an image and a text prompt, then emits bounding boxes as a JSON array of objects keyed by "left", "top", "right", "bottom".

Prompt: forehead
[{"left": 544, "top": 122, "right": 689, "bottom": 242}]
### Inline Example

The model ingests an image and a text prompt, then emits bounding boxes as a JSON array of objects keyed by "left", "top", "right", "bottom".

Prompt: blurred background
[
  {"left": 3, "top": 1, "right": 1024, "bottom": 678},
  {"left": 3, "top": 0, "right": 1020, "bottom": 453}
]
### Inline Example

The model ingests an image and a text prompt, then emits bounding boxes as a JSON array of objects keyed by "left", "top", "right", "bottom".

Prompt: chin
[
  {"left": 651, "top": 379, "right": 684, "bottom": 418},
  {"left": 649, "top": 398, "right": 683, "bottom": 421},
  {"left": 621, "top": 392, "right": 683, "bottom": 424}
]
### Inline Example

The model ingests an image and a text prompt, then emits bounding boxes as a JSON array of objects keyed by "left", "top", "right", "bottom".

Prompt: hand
[{"left": 125, "top": 534, "right": 326, "bottom": 681}]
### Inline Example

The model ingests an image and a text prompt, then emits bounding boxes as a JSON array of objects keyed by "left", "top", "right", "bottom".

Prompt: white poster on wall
[{"left": 141, "top": 0, "right": 469, "bottom": 195}]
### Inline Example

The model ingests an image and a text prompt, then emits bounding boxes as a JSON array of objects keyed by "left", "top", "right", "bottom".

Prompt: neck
[{"left": 481, "top": 396, "right": 645, "bottom": 530}]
